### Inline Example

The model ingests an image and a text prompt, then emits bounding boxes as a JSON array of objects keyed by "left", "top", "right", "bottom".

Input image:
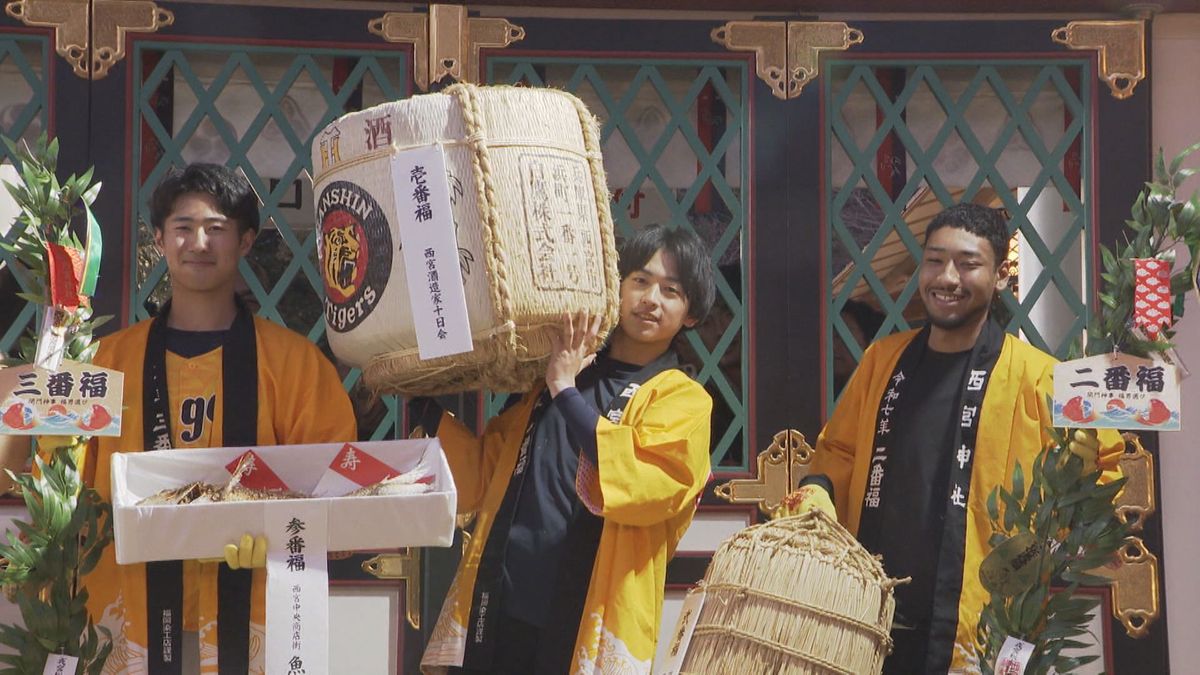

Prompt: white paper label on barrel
[
  {"left": 390, "top": 145, "right": 474, "bottom": 360},
  {"left": 265, "top": 501, "right": 329, "bottom": 675},
  {"left": 655, "top": 587, "right": 705, "bottom": 675}
]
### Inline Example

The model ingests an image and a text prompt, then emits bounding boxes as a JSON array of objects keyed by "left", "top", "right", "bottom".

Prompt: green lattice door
[{"left": 0, "top": 31, "right": 45, "bottom": 352}]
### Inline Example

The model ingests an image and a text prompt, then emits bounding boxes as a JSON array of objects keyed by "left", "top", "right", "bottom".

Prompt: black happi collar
[
  {"left": 856, "top": 318, "right": 1005, "bottom": 673},
  {"left": 142, "top": 298, "right": 259, "bottom": 675}
]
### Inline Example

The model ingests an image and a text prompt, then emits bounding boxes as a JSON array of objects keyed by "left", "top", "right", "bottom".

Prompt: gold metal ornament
[
  {"left": 714, "top": 429, "right": 814, "bottom": 515},
  {"left": 787, "top": 22, "right": 864, "bottom": 98},
  {"left": 369, "top": 11, "right": 429, "bottom": 91},
  {"left": 5, "top": 0, "right": 173, "bottom": 80},
  {"left": 1051, "top": 20, "right": 1145, "bottom": 100},
  {"left": 711, "top": 20, "right": 863, "bottom": 100},
  {"left": 1113, "top": 432, "right": 1155, "bottom": 532},
  {"left": 369, "top": 4, "right": 524, "bottom": 93},
  {"left": 1090, "top": 537, "right": 1159, "bottom": 638},
  {"left": 710, "top": 21, "right": 787, "bottom": 100},
  {"left": 362, "top": 548, "right": 422, "bottom": 631}
]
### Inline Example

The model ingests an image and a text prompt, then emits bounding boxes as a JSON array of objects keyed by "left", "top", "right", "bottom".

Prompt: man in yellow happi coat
[
  {"left": 806, "top": 204, "right": 1123, "bottom": 674},
  {"left": 415, "top": 225, "right": 716, "bottom": 674},
  {"left": 82, "top": 164, "right": 356, "bottom": 674}
]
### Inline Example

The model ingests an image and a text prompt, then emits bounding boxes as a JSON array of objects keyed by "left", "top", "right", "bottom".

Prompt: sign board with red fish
[
  {"left": 0, "top": 362, "right": 123, "bottom": 436},
  {"left": 1053, "top": 353, "right": 1180, "bottom": 431}
]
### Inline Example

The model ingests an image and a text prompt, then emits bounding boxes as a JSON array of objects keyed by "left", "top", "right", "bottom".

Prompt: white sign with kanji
[
  {"left": 265, "top": 500, "right": 329, "bottom": 675},
  {"left": 1053, "top": 353, "right": 1181, "bottom": 431},
  {"left": 390, "top": 144, "right": 473, "bottom": 360},
  {"left": 0, "top": 361, "right": 123, "bottom": 436}
]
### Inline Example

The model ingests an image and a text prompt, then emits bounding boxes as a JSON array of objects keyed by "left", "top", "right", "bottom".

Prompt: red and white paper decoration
[
  {"left": 225, "top": 450, "right": 290, "bottom": 491},
  {"left": 311, "top": 443, "right": 401, "bottom": 497},
  {"left": 1133, "top": 258, "right": 1172, "bottom": 338}
]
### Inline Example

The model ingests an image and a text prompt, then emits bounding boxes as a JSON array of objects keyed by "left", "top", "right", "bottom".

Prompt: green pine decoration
[
  {"left": 0, "top": 135, "right": 113, "bottom": 674},
  {"left": 976, "top": 143, "right": 1200, "bottom": 672}
]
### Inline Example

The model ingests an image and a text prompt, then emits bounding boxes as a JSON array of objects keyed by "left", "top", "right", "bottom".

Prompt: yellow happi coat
[
  {"left": 812, "top": 329, "right": 1123, "bottom": 672},
  {"left": 82, "top": 317, "right": 355, "bottom": 675},
  {"left": 422, "top": 369, "right": 712, "bottom": 674}
]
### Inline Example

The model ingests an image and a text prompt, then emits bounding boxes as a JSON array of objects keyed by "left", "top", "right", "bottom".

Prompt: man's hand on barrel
[{"left": 547, "top": 311, "right": 601, "bottom": 397}]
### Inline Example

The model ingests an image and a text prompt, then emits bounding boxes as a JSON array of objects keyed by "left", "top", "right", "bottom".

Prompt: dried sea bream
[
  {"left": 345, "top": 471, "right": 435, "bottom": 497},
  {"left": 138, "top": 482, "right": 220, "bottom": 505}
]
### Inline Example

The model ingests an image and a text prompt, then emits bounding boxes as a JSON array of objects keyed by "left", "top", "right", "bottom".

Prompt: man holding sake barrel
[
  {"left": 80, "top": 164, "right": 356, "bottom": 674},
  {"left": 801, "top": 204, "right": 1124, "bottom": 674},
  {"left": 413, "top": 225, "right": 716, "bottom": 674}
]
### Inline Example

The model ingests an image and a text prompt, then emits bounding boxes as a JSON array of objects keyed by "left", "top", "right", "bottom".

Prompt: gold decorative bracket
[
  {"left": 5, "top": 0, "right": 173, "bottom": 80},
  {"left": 714, "top": 429, "right": 813, "bottom": 515},
  {"left": 1087, "top": 432, "right": 1159, "bottom": 638},
  {"left": 362, "top": 548, "right": 422, "bottom": 631},
  {"left": 1091, "top": 537, "right": 1159, "bottom": 638},
  {"left": 369, "top": 4, "right": 524, "bottom": 93},
  {"left": 711, "top": 20, "right": 863, "bottom": 100},
  {"left": 1051, "top": 20, "right": 1145, "bottom": 100},
  {"left": 1114, "top": 432, "right": 1156, "bottom": 532}
]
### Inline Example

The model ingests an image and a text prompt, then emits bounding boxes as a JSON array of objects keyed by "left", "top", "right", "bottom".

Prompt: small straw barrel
[
  {"left": 678, "top": 509, "right": 899, "bottom": 675},
  {"left": 311, "top": 83, "right": 620, "bottom": 395}
]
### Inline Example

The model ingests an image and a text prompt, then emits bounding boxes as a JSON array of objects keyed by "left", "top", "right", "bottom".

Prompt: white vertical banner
[
  {"left": 265, "top": 501, "right": 329, "bottom": 675},
  {"left": 390, "top": 145, "right": 474, "bottom": 360}
]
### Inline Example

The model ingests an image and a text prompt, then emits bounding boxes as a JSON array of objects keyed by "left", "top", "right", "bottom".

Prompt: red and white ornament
[{"left": 1132, "top": 258, "right": 1173, "bottom": 338}]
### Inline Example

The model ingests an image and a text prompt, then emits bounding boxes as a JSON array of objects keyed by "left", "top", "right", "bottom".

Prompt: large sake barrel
[
  {"left": 311, "top": 84, "right": 619, "bottom": 395},
  {"left": 675, "top": 509, "right": 899, "bottom": 674}
]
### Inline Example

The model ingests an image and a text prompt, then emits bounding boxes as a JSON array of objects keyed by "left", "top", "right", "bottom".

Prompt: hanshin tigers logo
[{"left": 317, "top": 181, "right": 393, "bottom": 332}]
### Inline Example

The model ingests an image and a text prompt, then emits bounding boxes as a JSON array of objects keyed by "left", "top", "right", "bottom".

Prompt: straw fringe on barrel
[
  {"left": 678, "top": 509, "right": 900, "bottom": 675},
  {"left": 314, "top": 84, "right": 620, "bottom": 396}
]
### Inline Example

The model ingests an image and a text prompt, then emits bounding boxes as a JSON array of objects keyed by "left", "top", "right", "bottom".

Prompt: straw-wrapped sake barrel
[
  {"left": 310, "top": 83, "right": 619, "bottom": 395},
  {"left": 677, "top": 509, "right": 899, "bottom": 674}
]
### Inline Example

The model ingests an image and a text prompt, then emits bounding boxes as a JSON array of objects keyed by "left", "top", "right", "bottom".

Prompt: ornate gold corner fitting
[
  {"left": 5, "top": 0, "right": 173, "bottom": 80},
  {"left": 714, "top": 429, "right": 813, "bottom": 515},
  {"left": 711, "top": 20, "right": 863, "bottom": 100},
  {"left": 787, "top": 22, "right": 864, "bottom": 99},
  {"left": 369, "top": 11, "right": 429, "bottom": 91},
  {"left": 1051, "top": 20, "right": 1144, "bottom": 100},
  {"left": 711, "top": 21, "right": 787, "bottom": 100},
  {"left": 1091, "top": 536, "right": 1159, "bottom": 638},
  {"left": 362, "top": 548, "right": 422, "bottom": 631},
  {"left": 1114, "top": 432, "right": 1156, "bottom": 532},
  {"left": 369, "top": 4, "right": 524, "bottom": 93}
]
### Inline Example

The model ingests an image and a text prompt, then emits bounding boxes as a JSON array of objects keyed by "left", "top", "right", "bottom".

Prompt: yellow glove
[
  {"left": 1067, "top": 428, "right": 1100, "bottom": 475},
  {"left": 776, "top": 484, "right": 837, "bottom": 520},
  {"left": 223, "top": 533, "right": 268, "bottom": 570}
]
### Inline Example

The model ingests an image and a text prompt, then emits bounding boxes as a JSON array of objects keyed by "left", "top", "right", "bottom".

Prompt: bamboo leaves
[
  {"left": 975, "top": 437, "right": 1128, "bottom": 675},
  {"left": 1087, "top": 143, "right": 1200, "bottom": 357},
  {"left": 0, "top": 134, "right": 113, "bottom": 674}
]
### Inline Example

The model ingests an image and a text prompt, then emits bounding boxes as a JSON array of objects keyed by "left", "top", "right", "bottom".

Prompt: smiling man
[
  {"left": 806, "top": 203, "right": 1123, "bottom": 673},
  {"left": 414, "top": 225, "right": 715, "bottom": 675},
  {"left": 82, "top": 164, "right": 355, "bottom": 674}
]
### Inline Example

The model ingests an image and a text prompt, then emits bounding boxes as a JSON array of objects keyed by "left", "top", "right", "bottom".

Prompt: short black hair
[
  {"left": 150, "top": 163, "right": 260, "bottom": 233},
  {"left": 924, "top": 203, "right": 1010, "bottom": 267},
  {"left": 618, "top": 225, "right": 716, "bottom": 324}
]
